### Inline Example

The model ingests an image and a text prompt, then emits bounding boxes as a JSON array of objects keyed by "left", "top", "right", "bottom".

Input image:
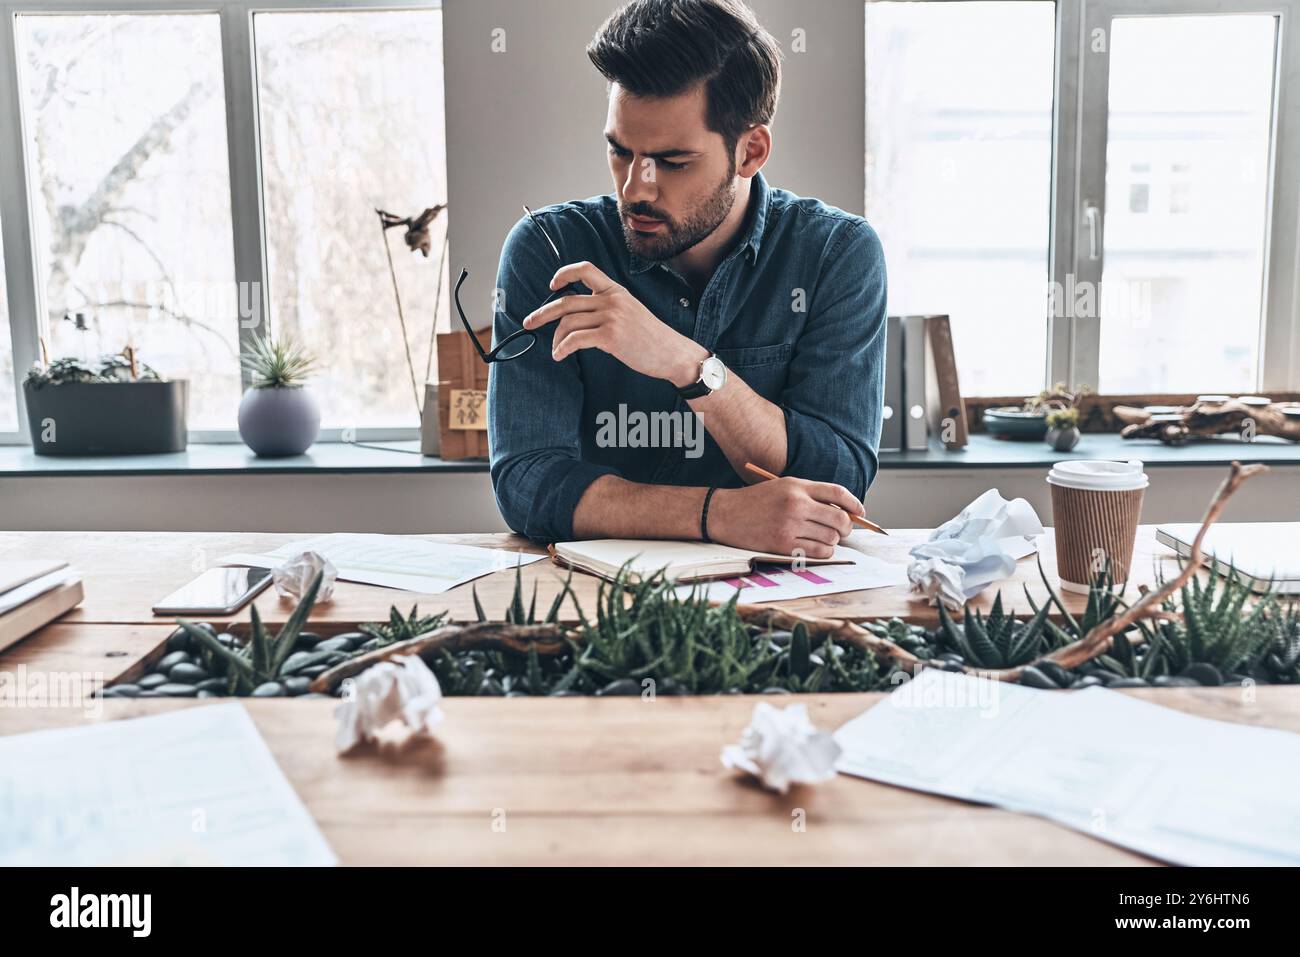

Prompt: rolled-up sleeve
[
  {"left": 780, "top": 219, "right": 887, "bottom": 503},
  {"left": 487, "top": 215, "right": 621, "bottom": 542}
]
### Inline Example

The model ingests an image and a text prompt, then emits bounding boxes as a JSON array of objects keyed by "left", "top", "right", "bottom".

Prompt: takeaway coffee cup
[{"left": 1046, "top": 459, "right": 1148, "bottom": 593}]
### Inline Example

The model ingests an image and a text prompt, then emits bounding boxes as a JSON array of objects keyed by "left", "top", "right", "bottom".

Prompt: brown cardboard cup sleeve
[{"left": 1046, "top": 460, "right": 1148, "bottom": 593}]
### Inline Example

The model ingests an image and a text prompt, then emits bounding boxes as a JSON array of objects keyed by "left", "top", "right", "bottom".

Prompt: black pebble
[
  {"left": 1037, "top": 661, "right": 1072, "bottom": 687},
  {"left": 1018, "top": 666, "right": 1060, "bottom": 690},
  {"left": 137, "top": 673, "right": 169, "bottom": 690},
  {"left": 251, "top": 682, "right": 285, "bottom": 697},
  {"left": 1108, "top": 677, "right": 1149, "bottom": 688},
  {"left": 1182, "top": 663, "right": 1223, "bottom": 686},
  {"left": 315, "top": 636, "right": 357, "bottom": 653},
  {"left": 157, "top": 650, "right": 191, "bottom": 672},
  {"left": 282, "top": 676, "right": 311, "bottom": 696},
  {"left": 157, "top": 683, "right": 199, "bottom": 697},
  {"left": 169, "top": 663, "right": 208, "bottom": 684}
]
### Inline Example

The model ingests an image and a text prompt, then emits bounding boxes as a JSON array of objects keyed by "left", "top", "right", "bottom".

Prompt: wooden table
[
  {"left": 0, "top": 525, "right": 1290, "bottom": 866},
  {"left": 0, "top": 526, "right": 1190, "bottom": 629}
]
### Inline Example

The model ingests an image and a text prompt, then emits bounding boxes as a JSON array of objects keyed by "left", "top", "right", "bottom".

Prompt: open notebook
[{"left": 548, "top": 539, "right": 855, "bottom": 584}]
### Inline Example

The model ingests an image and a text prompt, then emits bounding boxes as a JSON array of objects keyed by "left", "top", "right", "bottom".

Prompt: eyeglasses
[{"left": 454, "top": 204, "right": 588, "bottom": 364}]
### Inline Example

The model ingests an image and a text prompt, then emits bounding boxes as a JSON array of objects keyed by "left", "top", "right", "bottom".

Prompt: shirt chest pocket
[{"left": 713, "top": 342, "right": 793, "bottom": 400}]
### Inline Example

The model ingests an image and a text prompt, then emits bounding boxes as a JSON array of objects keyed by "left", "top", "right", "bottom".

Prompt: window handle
[{"left": 1084, "top": 204, "right": 1102, "bottom": 261}]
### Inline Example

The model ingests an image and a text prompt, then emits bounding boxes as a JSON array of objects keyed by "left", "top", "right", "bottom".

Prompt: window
[
  {"left": 254, "top": 9, "right": 449, "bottom": 430},
  {"left": 866, "top": 1, "right": 1057, "bottom": 397},
  {"left": 867, "top": 0, "right": 1300, "bottom": 398},
  {"left": 16, "top": 13, "right": 241, "bottom": 429},
  {"left": 0, "top": 1, "right": 448, "bottom": 443},
  {"left": 0, "top": 208, "right": 13, "bottom": 432},
  {"left": 1095, "top": 14, "right": 1276, "bottom": 393}
]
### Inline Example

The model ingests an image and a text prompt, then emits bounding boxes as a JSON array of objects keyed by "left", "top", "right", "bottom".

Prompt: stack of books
[{"left": 0, "top": 561, "right": 84, "bottom": 653}]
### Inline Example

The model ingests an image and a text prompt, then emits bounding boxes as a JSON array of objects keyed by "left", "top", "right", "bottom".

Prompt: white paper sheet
[
  {"left": 674, "top": 546, "right": 906, "bottom": 603},
  {"left": 0, "top": 703, "right": 336, "bottom": 866},
  {"left": 834, "top": 669, "right": 1300, "bottom": 866},
  {"left": 220, "top": 533, "right": 546, "bottom": 593}
]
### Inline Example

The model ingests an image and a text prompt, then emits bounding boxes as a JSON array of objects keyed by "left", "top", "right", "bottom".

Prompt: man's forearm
[
  {"left": 571, "top": 474, "right": 709, "bottom": 540},
  {"left": 668, "top": 343, "right": 787, "bottom": 482}
]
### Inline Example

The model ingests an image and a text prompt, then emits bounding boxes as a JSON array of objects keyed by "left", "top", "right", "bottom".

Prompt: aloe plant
[{"left": 936, "top": 592, "right": 1051, "bottom": 669}]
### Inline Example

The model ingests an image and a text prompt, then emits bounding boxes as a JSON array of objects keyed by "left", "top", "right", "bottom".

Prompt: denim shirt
[{"left": 488, "top": 170, "right": 887, "bottom": 543}]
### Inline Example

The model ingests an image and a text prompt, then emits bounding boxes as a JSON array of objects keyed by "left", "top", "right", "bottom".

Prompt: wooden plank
[
  {"left": 0, "top": 623, "right": 172, "bottom": 684},
  {"left": 0, "top": 526, "right": 1191, "bottom": 631},
  {"left": 0, "top": 687, "right": 1295, "bottom": 865}
]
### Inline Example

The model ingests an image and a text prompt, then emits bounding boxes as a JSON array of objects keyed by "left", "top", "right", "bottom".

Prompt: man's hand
[
  {"left": 522, "top": 261, "right": 706, "bottom": 387},
  {"left": 707, "top": 478, "right": 864, "bottom": 560}
]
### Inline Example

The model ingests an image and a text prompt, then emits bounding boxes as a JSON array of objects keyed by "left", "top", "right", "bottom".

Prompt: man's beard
[{"left": 619, "top": 167, "right": 737, "bottom": 262}]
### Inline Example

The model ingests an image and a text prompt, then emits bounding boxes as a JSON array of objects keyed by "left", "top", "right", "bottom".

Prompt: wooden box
[{"left": 423, "top": 328, "right": 490, "bottom": 460}]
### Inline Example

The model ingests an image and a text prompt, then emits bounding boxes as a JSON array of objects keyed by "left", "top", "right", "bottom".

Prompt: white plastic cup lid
[{"left": 1046, "top": 459, "right": 1149, "bottom": 491}]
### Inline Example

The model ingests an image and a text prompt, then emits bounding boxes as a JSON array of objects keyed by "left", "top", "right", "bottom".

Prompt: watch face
[{"left": 701, "top": 355, "right": 727, "bottom": 391}]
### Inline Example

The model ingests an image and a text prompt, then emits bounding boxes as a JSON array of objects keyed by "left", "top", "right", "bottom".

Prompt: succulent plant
[
  {"left": 1046, "top": 407, "right": 1080, "bottom": 430},
  {"left": 359, "top": 604, "right": 448, "bottom": 647},
  {"left": 241, "top": 335, "right": 317, "bottom": 389},
  {"left": 24, "top": 353, "right": 160, "bottom": 388},
  {"left": 937, "top": 592, "right": 1051, "bottom": 669}
]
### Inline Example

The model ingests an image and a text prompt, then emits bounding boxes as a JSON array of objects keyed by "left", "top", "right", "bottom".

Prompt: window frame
[{"left": 0, "top": 0, "right": 444, "bottom": 445}]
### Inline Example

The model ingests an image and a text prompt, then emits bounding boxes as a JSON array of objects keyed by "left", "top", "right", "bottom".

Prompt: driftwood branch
[
  {"left": 308, "top": 621, "right": 574, "bottom": 693},
  {"left": 1116, "top": 399, "right": 1300, "bottom": 445},
  {"left": 730, "top": 604, "right": 928, "bottom": 672}
]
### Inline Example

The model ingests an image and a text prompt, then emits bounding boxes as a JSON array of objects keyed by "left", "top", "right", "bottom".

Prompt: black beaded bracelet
[{"left": 700, "top": 486, "right": 719, "bottom": 543}]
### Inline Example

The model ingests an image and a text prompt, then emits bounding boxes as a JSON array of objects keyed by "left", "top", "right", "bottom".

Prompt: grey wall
[
  {"left": 443, "top": 0, "right": 866, "bottom": 328},
  {"left": 4, "top": 465, "right": 1297, "bottom": 533}
]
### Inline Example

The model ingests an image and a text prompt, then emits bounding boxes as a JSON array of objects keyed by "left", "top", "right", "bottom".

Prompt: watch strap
[
  {"left": 677, "top": 378, "right": 711, "bottom": 399},
  {"left": 676, "top": 352, "right": 717, "bottom": 399}
]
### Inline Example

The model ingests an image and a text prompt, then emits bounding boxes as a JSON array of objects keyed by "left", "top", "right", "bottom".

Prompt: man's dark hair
[{"left": 587, "top": 0, "right": 782, "bottom": 153}]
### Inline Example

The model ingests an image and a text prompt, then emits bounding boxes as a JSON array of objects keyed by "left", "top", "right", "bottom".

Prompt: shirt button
[{"left": 679, "top": 297, "right": 690, "bottom": 308}]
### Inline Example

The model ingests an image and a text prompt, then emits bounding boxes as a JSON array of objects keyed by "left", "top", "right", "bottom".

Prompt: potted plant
[
  {"left": 1045, "top": 407, "right": 1082, "bottom": 451},
  {"left": 983, "top": 384, "right": 1090, "bottom": 441},
  {"left": 237, "top": 335, "right": 320, "bottom": 457},
  {"left": 23, "top": 346, "right": 188, "bottom": 455}
]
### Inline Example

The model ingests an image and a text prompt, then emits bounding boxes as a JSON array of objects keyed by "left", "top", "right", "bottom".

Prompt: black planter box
[{"left": 24, "top": 380, "right": 189, "bottom": 455}]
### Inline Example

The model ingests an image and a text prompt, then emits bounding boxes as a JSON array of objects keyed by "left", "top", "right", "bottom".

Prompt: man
[{"left": 488, "top": 0, "right": 886, "bottom": 560}]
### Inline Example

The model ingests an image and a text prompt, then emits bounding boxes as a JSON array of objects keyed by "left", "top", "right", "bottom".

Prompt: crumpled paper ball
[
  {"left": 335, "top": 654, "right": 444, "bottom": 754},
  {"left": 720, "top": 702, "right": 842, "bottom": 794},
  {"left": 906, "top": 489, "right": 1043, "bottom": 612},
  {"left": 273, "top": 550, "right": 337, "bottom": 602},
  {"left": 906, "top": 557, "right": 966, "bottom": 613}
]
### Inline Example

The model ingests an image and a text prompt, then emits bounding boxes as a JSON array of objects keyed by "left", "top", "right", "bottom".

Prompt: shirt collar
[{"left": 626, "top": 168, "right": 770, "bottom": 275}]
